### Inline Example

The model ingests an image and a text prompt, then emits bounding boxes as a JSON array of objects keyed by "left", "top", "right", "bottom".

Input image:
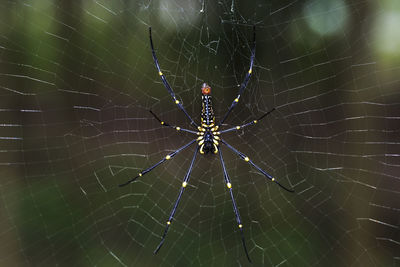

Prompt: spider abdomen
[
  {"left": 197, "top": 83, "right": 220, "bottom": 154},
  {"left": 201, "top": 83, "right": 214, "bottom": 126}
]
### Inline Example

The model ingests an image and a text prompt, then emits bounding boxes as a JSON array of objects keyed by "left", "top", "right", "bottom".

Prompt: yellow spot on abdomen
[
  {"left": 227, "top": 183, "right": 232, "bottom": 189},
  {"left": 159, "top": 71, "right": 163, "bottom": 76},
  {"left": 165, "top": 155, "right": 171, "bottom": 160},
  {"left": 244, "top": 157, "right": 250, "bottom": 162}
]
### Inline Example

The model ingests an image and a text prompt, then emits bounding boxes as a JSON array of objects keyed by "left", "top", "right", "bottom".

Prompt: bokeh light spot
[
  {"left": 374, "top": 11, "right": 400, "bottom": 56},
  {"left": 303, "top": 0, "right": 349, "bottom": 36}
]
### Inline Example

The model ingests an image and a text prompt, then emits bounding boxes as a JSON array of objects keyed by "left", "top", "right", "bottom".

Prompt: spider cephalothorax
[
  {"left": 197, "top": 83, "right": 220, "bottom": 154},
  {"left": 119, "top": 26, "right": 294, "bottom": 263}
]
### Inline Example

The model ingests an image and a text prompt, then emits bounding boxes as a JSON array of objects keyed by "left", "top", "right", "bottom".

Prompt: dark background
[{"left": 0, "top": 0, "right": 399, "bottom": 266}]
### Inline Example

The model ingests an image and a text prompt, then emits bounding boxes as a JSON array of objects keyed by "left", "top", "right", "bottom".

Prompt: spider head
[
  {"left": 199, "top": 131, "right": 218, "bottom": 154},
  {"left": 201, "top": 83, "right": 211, "bottom": 95},
  {"left": 202, "top": 142, "right": 214, "bottom": 154}
]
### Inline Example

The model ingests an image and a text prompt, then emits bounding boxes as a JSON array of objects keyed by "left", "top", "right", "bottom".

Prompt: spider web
[{"left": 1, "top": 0, "right": 399, "bottom": 266}]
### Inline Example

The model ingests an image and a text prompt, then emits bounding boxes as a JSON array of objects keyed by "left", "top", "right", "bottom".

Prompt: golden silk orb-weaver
[{"left": 119, "top": 26, "right": 294, "bottom": 263}]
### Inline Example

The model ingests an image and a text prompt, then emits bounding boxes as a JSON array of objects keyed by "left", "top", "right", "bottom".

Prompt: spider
[{"left": 119, "top": 26, "right": 294, "bottom": 263}]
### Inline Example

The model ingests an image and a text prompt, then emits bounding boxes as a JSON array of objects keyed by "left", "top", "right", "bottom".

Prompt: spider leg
[
  {"left": 154, "top": 147, "right": 199, "bottom": 254},
  {"left": 219, "top": 26, "right": 256, "bottom": 126},
  {"left": 149, "top": 27, "right": 199, "bottom": 128},
  {"left": 218, "top": 149, "right": 252, "bottom": 263},
  {"left": 149, "top": 110, "right": 198, "bottom": 134},
  {"left": 221, "top": 139, "right": 294, "bottom": 192},
  {"left": 119, "top": 139, "right": 196, "bottom": 187},
  {"left": 220, "top": 108, "right": 275, "bottom": 134}
]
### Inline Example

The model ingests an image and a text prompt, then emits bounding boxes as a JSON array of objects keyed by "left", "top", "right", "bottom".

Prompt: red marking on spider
[{"left": 201, "top": 83, "right": 211, "bottom": 95}]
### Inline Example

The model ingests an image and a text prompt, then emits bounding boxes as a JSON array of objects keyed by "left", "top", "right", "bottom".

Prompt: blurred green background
[{"left": 0, "top": 0, "right": 399, "bottom": 266}]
